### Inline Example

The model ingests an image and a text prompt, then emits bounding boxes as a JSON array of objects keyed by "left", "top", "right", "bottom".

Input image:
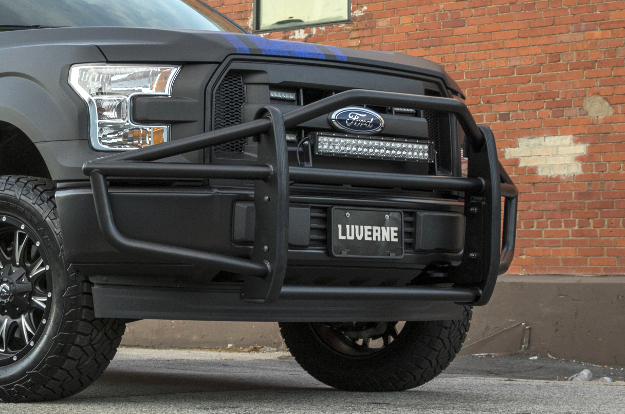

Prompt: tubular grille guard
[{"left": 83, "top": 89, "right": 518, "bottom": 305}]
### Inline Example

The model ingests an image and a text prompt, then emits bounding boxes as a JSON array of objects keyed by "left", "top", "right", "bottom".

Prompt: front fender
[
  {"left": 0, "top": 43, "right": 106, "bottom": 179},
  {"left": 0, "top": 43, "right": 104, "bottom": 143},
  {"left": 0, "top": 75, "right": 71, "bottom": 144}
]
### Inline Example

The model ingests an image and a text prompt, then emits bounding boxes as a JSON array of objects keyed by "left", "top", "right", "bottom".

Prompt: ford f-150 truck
[{"left": 0, "top": 0, "right": 517, "bottom": 402}]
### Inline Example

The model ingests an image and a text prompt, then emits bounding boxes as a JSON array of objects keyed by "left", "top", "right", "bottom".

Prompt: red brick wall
[{"left": 204, "top": 0, "right": 625, "bottom": 276}]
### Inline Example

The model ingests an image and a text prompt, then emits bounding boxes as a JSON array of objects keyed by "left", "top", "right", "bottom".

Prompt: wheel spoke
[
  {"left": 29, "top": 257, "right": 45, "bottom": 280},
  {"left": 14, "top": 231, "right": 28, "bottom": 267},
  {"left": 31, "top": 296, "right": 47, "bottom": 310},
  {"left": 390, "top": 326, "right": 398, "bottom": 340},
  {"left": 0, "top": 238, "right": 12, "bottom": 270},
  {"left": 0, "top": 247, "right": 6, "bottom": 270},
  {"left": 20, "top": 314, "right": 35, "bottom": 344},
  {"left": 15, "top": 283, "right": 32, "bottom": 295},
  {"left": 12, "top": 231, "right": 19, "bottom": 266},
  {"left": 0, "top": 318, "right": 8, "bottom": 353},
  {"left": 12, "top": 295, "right": 30, "bottom": 311},
  {"left": 0, "top": 218, "right": 52, "bottom": 361}
]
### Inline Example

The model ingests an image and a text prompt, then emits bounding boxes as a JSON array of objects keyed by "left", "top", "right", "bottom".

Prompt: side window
[{"left": 254, "top": 0, "right": 350, "bottom": 32}]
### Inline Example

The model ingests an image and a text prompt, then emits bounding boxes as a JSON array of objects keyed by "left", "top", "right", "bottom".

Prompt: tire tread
[
  {"left": 0, "top": 176, "right": 125, "bottom": 403},
  {"left": 280, "top": 306, "right": 472, "bottom": 392}
]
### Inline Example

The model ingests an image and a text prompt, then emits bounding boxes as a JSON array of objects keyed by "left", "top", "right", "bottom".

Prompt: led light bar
[
  {"left": 270, "top": 90, "right": 297, "bottom": 101},
  {"left": 393, "top": 107, "right": 417, "bottom": 115},
  {"left": 313, "top": 133, "right": 433, "bottom": 162}
]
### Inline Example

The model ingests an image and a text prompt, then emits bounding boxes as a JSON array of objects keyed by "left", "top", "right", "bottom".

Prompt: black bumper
[
  {"left": 57, "top": 188, "right": 466, "bottom": 267},
  {"left": 79, "top": 89, "right": 518, "bottom": 307}
]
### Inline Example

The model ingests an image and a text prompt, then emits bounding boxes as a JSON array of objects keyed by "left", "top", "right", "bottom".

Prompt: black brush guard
[{"left": 83, "top": 90, "right": 518, "bottom": 306}]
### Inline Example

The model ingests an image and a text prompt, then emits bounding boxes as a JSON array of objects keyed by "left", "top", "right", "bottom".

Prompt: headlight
[{"left": 69, "top": 64, "right": 181, "bottom": 151}]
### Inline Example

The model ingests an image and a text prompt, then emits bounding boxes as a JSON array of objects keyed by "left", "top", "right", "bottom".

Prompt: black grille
[
  {"left": 309, "top": 207, "right": 328, "bottom": 249},
  {"left": 403, "top": 213, "right": 415, "bottom": 251},
  {"left": 423, "top": 110, "right": 440, "bottom": 167},
  {"left": 213, "top": 73, "right": 246, "bottom": 152}
]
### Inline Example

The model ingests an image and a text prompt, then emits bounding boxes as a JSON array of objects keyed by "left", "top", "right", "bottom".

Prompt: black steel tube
[
  {"left": 499, "top": 160, "right": 514, "bottom": 185},
  {"left": 500, "top": 183, "right": 518, "bottom": 198},
  {"left": 83, "top": 118, "right": 272, "bottom": 167},
  {"left": 289, "top": 166, "right": 484, "bottom": 192},
  {"left": 89, "top": 171, "right": 269, "bottom": 277},
  {"left": 499, "top": 194, "right": 518, "bottom": 274},
  {"left": 498, "top": 160, "right": 518, "bottom": 274},
  {"left": 84, "top": 162, "right": 273, "bottom": 180},
  {"left": 84, "top": 89, "right": 484, "bottom": 171},
  {"left": 279, "top": 285, "right": 481, "bottom": 302}
]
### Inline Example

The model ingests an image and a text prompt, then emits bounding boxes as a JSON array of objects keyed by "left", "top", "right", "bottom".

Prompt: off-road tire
[
  {"left": 0, "top": 176, "right": 126, "bottom": 402},
  {"left": 280, "top": 306, "right": 471, "bottom": 391}
]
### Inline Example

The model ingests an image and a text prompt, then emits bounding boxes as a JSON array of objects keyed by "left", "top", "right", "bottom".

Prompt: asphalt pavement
[{"left": 1, "top": 348, "right": 624, "bottom": 413}]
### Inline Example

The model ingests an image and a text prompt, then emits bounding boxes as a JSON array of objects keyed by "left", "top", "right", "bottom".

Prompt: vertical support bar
[
  {"left": 461, "top": 197, "right": 486, "bottom": 284},
  {"left": 449, "top": 125, "right": 501, "bottom": 298},
  {"left": 240, "top": 107, "right": 290, "bottom": 303},
  {"left": 499, "top": 162, "right": 519, "bottom": 275},
  {"left": 499, "top": 194, "right": 518, "bottom": 274},
  {"left": 470, "top": 125, "right": 502, "bottom": 305}
]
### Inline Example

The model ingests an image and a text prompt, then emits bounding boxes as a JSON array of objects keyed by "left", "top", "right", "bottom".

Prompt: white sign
[{"left": 257, "top": 0, "right": 350, "bottom": 31}]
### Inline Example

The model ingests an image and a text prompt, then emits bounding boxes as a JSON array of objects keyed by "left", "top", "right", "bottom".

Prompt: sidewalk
[
  {"left": 4, "top": 349, "right": 623, "bottom": 414},
  {"left": 120, "top": 275, "right": 625, "bottom": 366}
]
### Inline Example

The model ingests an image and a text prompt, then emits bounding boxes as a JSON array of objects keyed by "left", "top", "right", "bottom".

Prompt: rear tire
[
  {"left": 280, "top": 306, "right": 471, "bottom": 391},
  {"left": 0, "top": 176, "right": 126, "bottom": 402}
]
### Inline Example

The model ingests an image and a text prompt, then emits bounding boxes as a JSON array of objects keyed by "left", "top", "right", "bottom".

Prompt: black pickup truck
[{"left": 0, "top": 0, "right": 517, "bottom": 402}]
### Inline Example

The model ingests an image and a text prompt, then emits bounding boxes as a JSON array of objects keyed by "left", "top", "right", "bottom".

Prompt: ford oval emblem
[{"left": 328, "top": 107, "right": 385, "bottom": 134}]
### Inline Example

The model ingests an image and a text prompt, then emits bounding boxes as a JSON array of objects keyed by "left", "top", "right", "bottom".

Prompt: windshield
[{"left": 0, "top": 0, "right": 244, "bottom": 32}]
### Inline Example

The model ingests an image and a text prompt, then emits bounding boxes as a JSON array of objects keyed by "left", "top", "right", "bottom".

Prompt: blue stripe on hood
[
  {"left": 324, "top": 45, "right": 348, "bottom": 62},
  {"left": 247, "top": 36, "right": 326, "bottom": 59},
  {"left": 222, "top": 33, "right": 250, "bottom": 54},
  {"left": 221, "top": 33, "right": 349, "bottom": 62}
]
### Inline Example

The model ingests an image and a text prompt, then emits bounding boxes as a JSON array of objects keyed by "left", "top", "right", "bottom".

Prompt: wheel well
[{"left": 0, "top": 122, "right": 51, "bottom": 179}]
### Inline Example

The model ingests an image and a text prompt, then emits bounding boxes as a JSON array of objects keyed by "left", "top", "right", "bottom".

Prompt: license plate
[{"left": 330, "top": 208, "right": 403, "bottom": 259}]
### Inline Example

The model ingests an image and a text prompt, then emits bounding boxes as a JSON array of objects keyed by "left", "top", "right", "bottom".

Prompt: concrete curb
[
  {"left": 122, "top": 320, "right": 285, "bottom": 351},
  {"left": 461, "top": 275, "right": 625, "bottom": 366},
  {"left": 121, "top": 275, "right": 625, "bottom": 365}
]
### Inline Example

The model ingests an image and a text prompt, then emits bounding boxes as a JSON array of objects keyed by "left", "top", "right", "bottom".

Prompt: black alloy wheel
[
  {"left": 280, "top": 306, "right": 472, "bottom": 392},
  {"left": 311, "top": 322, "right": 402, "bottom": 357},
  {"left": 0, "top": 176, "right": 126, "bottom": 403},
  {"left": 0, "top": 215, "right": 51, "bottom": 364}
]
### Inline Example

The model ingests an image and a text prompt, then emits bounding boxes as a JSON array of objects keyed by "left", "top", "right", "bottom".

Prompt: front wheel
[
  {"left": 279, "top": 306, "right": 471, "bottom": 391},
  {"left": 0, "top": 176, "right": 126, "bottom": 402}
]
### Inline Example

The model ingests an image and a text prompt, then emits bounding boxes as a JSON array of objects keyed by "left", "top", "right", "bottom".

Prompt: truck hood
[{"left": 0, "top": 27, "right": 463, "bottom": 96}]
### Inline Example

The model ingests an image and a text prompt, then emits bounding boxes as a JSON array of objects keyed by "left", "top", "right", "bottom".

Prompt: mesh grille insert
[
  {"left": 309, "top": 207, "right": 328, "bottom": 249},
  {"left": 213, "top": 73, "right": 246, "bottom": 152},
  {"left": 403, "top": 212, "right": 415, "bottom": 251},
  {"left": 423, "top": 110, "right": 440, "bottom": 167}
]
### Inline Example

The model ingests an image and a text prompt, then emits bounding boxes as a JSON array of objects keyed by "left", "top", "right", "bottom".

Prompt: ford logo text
[{"left": 328, "top": 107, "right": 384, "bottom": 134}]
